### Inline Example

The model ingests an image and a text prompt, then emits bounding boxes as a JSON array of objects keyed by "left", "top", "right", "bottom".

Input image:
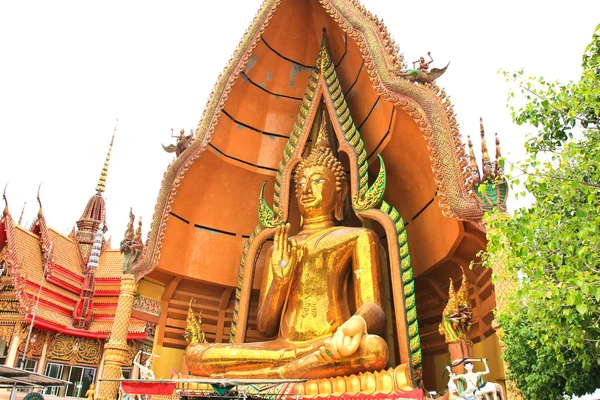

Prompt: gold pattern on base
[{"left": 297, "top": 365, "right": 413, "bottom": 397}]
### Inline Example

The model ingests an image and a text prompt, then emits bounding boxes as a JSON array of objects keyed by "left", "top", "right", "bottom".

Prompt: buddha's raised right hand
[{"left": 271, "top": 223, "right": 298, "bottom": 282}]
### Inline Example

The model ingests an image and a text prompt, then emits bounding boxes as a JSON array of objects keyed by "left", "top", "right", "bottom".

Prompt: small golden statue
[
  {"left": 186, "top": 122, "right": 387, "bottom": 379},
  {"left": 85, "top": 383, "right": 95, "bottom": 400}
]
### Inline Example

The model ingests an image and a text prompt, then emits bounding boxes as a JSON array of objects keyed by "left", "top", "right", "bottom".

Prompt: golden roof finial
[
  {"left": 96, "top": 120, "right": 117, "bottom": 194},
  {"left": 2, "top": 183, "right": 10, "bottom": 218},
  {"left": 480, "top": 117, "right": 490, "bottom": 166},
  {"left": 133, "top": 216, "right": 143, "bottom": 243}
]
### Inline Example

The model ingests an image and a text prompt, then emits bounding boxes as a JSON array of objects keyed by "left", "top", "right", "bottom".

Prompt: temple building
[
  {"left": 1, "top": 0, "right": 511, "bottom": 398},
  {"left": 0, "top": 135, "right": 160, "bottom": 397}
]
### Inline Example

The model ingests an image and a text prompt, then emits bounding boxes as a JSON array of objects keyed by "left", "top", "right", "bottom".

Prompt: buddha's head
[{"left": 294, "top": 145, "right": 347, "bottom": 222}]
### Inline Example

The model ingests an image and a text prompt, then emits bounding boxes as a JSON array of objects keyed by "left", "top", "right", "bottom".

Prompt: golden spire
[
  {"left": 96, "top": 120, "right": 117, "bottom": 194},
  {"left": 480, "top": 117, "right": 490, "bottom": 166}
]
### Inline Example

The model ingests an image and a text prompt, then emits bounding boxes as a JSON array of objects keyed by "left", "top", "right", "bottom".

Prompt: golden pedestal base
[
  {"left": 296, "top": 365, "right": 413, "bottom": 397},
  {"left": 172, "top": 364, "right": 413, "bottom": 398}
]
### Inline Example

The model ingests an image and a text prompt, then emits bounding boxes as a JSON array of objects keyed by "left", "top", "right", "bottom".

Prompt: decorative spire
[
  {"left": 495, "top": 133, "right": 504, "bottom": 177},
  {"left": 124, "top": 208, "right": 135, "bottom": 241},
  {"left": 185, "top": 299, "right": 207, "bottom": 345},
  {"left": 442, "top": 277, "right": 458, "bottom": 316},
  {"left": 467, "top": 136, "right": 479, "bottom": 175},
  {"left": 120, "top": 212, "right": 144, "bottom": 275},
  {"left": 495, "top": 132, "right": 502, "bottom": 161},
  {"left": 133, "top": 217, "right": 143, "bottom": 244},
  {"left": 2, "top": 183, "right": 9, "bottom": 218},
  {"left": 315, "top": 109, "right": 330, "bottom": 150},
  {"left": 96, "top": 120, "right": 117, "bottom": 194},
  {"left": 318, "top": 28, "right": 328, "bottom": 74},
  {"left": 18, "top": 202, "right": 26, "bottom": 225},
  {"left": 456, "top": 268, "right": 471, "bottom": 309},
  {"left": 86, "top": 223, "right": 104, "bottom": 270},
  {"left": 480, "top": 118, "right": 490, "bottom": 166}
]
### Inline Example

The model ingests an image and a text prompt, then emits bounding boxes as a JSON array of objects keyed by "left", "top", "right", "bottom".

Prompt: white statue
[
  {"left": 133, "top": 350, "right": 155, "bottom": 380},
  {"left": 454, "top": 359, "right": 504, "bottom": 400}
]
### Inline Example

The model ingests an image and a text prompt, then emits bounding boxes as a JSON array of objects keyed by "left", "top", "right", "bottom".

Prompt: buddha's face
[{"left": 296, "top": 165, "right": 338, "bottom": 219}]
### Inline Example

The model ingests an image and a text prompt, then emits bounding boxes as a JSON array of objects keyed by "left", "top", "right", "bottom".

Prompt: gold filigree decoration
[
  {"left": 17, "top": 329, "right": 51, "bottom": 358},
  {"left": 0, "top": 325, "right": 14, "bottom": 341},
  {"left": 0, "top": 300, "right": 19, "bottom": 312},
  {"left": 48, "top": 335, "right": 102, "bottom": 366}
]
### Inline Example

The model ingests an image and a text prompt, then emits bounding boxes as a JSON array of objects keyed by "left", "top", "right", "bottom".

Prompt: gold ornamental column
[
  {"left": 97, "top": 274, "right": 137, "bottom": 400},
  {"left": 97, "top": 212, "right": 145, "bottom": 400}
]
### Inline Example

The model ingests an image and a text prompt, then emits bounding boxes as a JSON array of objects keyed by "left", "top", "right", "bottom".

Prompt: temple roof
[{"left": 0, "top": 214, "right": 147, "bottom": 339}]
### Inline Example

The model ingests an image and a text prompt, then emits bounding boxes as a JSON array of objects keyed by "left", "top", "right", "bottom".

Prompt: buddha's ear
[{"left": 335, "top": 181, "right": 349, "bottom": 221}]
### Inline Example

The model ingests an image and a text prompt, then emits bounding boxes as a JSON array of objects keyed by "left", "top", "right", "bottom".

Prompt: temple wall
[
  {"left": 151, "top": 344, "right": 184, "bottom": 379},
  {"left": 137, "top": 279, "right": 165, "bottom": 299}
]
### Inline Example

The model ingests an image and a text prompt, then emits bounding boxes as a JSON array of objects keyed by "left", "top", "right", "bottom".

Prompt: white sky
[{"left": 1, "top": 1, "right": 598, "bottom": 243}]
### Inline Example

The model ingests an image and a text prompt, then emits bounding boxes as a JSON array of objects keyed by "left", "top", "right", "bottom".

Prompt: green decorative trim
[
  {"left": 353, "top": 155, "right": 386, "bottom": 211},
  {"left": 379, "top": 199, "right": 422, "bottom": 382},
  {"left": 258, "top": 182, "right": 282, "bottom": 229}
]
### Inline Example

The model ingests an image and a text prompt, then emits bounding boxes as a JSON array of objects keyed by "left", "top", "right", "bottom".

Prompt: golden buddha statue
[{"left": 186, "top": 124, "right": 388, "bottom": 379}]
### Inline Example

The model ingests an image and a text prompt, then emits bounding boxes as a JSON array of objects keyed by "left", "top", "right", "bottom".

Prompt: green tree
[{"left": 484, "top": 24, "right": 600, "bottom": 399}]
